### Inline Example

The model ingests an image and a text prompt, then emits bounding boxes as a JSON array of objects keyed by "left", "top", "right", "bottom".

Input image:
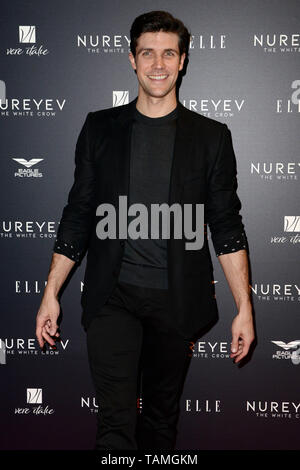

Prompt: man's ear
[
  {"left": 179, "top": 52, "right": 186, "bottom": 71},
  {"left": 128, "top": 52, "right": 137, "bottom": 71}
]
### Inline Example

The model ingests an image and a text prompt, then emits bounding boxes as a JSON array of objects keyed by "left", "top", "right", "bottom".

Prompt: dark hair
[{"left": 130, "top": 10, "right": 191, "bottom": 64}]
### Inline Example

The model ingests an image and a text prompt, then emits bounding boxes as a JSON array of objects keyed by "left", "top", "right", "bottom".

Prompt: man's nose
[{"left": 153, "top": 55, "right": 164, "bottom": 68}]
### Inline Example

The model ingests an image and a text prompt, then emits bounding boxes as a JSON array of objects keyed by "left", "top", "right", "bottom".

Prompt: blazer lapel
[{"left": 111, "top": 97, "right": 137, "bottom": 204}]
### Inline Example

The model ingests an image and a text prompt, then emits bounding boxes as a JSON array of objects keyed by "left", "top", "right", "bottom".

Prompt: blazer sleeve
[
  {"left": 206, "top": 123, "right": 249, "bottom": 257},
  {"left": 53, "top": 112, "right": 97, "bottom": 263}
]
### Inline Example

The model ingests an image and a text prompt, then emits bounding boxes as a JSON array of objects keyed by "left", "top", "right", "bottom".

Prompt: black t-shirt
[{"left": 118, "top": 103, "right": 178, "bottom": 289}]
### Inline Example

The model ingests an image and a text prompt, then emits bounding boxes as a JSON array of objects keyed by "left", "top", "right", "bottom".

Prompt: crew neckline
[{"left": 134, "top": 103, "right": 178, "bottom": 126}]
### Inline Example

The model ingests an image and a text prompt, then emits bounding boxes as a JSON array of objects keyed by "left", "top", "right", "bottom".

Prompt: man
[{"left": 36, "top": 10, "right": 255, "bottom": 450}]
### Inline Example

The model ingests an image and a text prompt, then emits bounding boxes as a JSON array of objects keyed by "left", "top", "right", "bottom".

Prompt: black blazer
[{"left": 54, "top": 96, "right": 247, "bottom": 339}]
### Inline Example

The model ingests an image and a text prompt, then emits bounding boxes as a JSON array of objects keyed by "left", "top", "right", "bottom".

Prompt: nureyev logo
[
  {"left": 0, "top": 98, "right": 66, "bottom": 116},
  {"left": 0, "top": 220, "right": 56, "bottom": 239},
  {"left": 77, "top": 34, "right": 130, "bottom": 54},
  {"left": 0, "top": 337, "right": 69, "bottom": 357},
  {"left": 246, "top": 401, "right": 300, "bottom": 419},
  {"left": 250, "top": 283, "right": 300, "bottom": 302},
  {"left": 253, "top": 33, "right": 300, "bottom": 53},
  {"left": 182, "top": 98, "right": 245, "bottom": 118},
  {"left": 250, "top": 161, "right": 300, "bottom": 181},
  {"left": 95, "top": 196, "right": 205, "bottom": 250}
]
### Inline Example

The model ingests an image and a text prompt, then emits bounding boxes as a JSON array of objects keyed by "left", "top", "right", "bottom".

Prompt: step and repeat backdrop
[{"left": 1, "top": 0, "right": 299, "bottom": 450}]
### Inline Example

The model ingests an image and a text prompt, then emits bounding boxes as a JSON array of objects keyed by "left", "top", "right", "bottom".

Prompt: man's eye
[
  {"left": 143, "top": 51, "right": 150, "bottom": 55},
  {"left": 166, "top": 51, "right": 174, "bottom": 55}
]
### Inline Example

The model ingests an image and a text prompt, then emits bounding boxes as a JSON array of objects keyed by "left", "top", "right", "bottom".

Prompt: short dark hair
[{"left": 130, "top": 10, "right": 191, "bottom": 63}]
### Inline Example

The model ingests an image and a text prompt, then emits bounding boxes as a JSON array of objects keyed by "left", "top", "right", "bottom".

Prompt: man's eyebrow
[{"left": 137, "top": 47, "right": 179, "bottom": 54}]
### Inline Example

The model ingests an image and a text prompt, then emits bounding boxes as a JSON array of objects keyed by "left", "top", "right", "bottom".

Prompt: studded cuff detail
[
  {"left": 53, "top": 239, "right": 82, "bottom": 263},
  {"left": 215, "top": 230, "right": 248, "bottom": 257}
]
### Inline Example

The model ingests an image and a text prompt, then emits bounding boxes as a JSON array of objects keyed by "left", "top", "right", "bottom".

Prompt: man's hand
[
  {"left": 230, "top": 303, "right": 255, "bottom": 364},
  {"left": 36, "top": 293, "right": 60, "bottom": 349},
  {"left": 35, "top": 252, "right": 75, "bottom": 349}
]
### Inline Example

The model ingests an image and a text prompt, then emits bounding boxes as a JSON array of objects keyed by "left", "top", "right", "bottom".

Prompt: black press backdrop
[{"left": 0, "top": 0, "right": 299, "bottom": 450}]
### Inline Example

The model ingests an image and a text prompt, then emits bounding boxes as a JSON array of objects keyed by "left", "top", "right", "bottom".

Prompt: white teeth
[{"left": 148, "top": 75, "right": 168, "bottom": 80}]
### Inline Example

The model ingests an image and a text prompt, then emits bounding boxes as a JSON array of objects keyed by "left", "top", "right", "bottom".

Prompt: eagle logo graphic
[
  {"left": 272, "top": 341, "right": 300, "bottom": 365},
  {"left": 13, "top": 158, "right": 43, "bottom": 168}
]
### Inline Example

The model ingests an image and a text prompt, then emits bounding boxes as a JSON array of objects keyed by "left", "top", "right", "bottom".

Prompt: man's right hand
[
  {"left": 35, "top": 252, "right": 76, "bottom": 349},
  {"left": 36, "top": 294, "right": 60, "bottom": 349}
]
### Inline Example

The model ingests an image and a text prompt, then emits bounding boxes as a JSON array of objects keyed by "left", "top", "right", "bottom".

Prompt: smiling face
[{"left": 129, "top": 30, "right": 186, "bottom": 100}]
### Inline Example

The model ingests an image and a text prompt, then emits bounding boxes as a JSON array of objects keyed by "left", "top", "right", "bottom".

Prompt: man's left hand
[{"left": 230, "top": 305, "right": 255, "bottom": 364}]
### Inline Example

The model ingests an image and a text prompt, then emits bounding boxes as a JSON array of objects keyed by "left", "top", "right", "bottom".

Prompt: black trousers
[{"left": 86, "top": 280, "right": 192, "bottom": 450}]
